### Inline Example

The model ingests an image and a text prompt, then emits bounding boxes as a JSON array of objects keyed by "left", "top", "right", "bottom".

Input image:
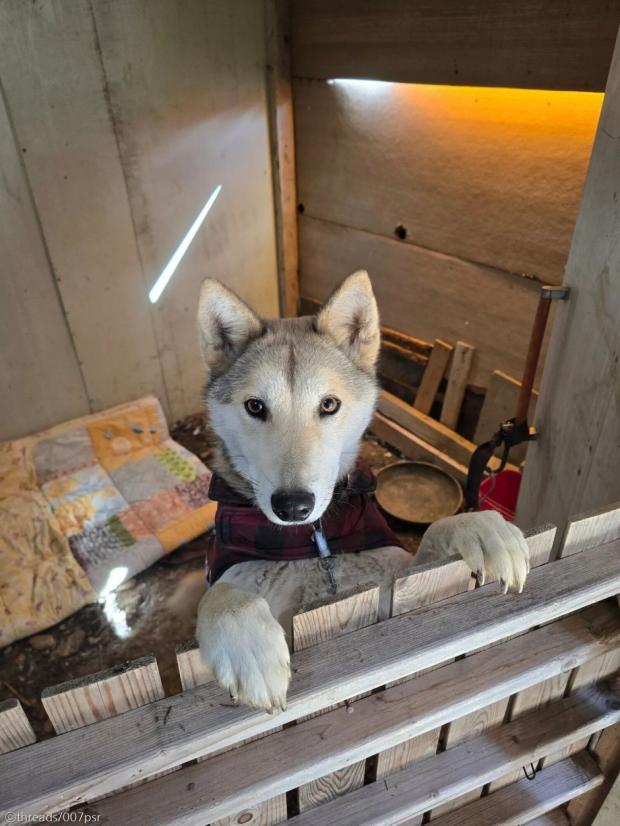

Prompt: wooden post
[
  {"left": 517, "top": 28, "right": 620, "bottom": 539},
  {"left": 265, "top": 0, "right": 299, "bottom": 318}
]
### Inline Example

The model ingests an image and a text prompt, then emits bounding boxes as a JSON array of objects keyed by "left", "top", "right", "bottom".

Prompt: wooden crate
[{"left": 2, "top": 505, "right": 620, "bottom": 824}]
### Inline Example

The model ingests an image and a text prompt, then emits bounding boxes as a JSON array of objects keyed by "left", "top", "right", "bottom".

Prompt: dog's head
[{"left": 198, "top": 271, "right": 380, "bottom": 525}]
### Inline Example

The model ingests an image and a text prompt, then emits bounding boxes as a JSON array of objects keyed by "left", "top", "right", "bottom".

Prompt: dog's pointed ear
[
  {"left": 197, "top": 279, "right": 264, "bottom": 377},
  {"left": 316, "top": 270, "right": 380, "bottom": 371}
]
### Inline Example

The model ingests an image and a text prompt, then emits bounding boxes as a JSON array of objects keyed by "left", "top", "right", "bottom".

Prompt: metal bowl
[{"left": 375, "top": 461, "right": 463, "bottom": 525}]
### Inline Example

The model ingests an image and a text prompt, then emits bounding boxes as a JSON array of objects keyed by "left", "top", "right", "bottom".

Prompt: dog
[{"left": 196, "top": 271, "right": 529, "bottom": 712}]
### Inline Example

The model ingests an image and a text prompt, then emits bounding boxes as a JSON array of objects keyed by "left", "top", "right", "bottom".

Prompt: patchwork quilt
[{"left": 0, "top": 397, "right": 215, "bottom": 647}]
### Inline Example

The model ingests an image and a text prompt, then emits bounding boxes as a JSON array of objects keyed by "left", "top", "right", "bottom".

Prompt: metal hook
[{"left": 522, "top": 762, "right": 537, "bottom": 781}]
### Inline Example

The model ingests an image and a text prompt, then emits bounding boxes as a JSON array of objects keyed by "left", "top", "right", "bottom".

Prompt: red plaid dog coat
[{"left": 206, "top": 464, "right": 403, "bottom": 584}]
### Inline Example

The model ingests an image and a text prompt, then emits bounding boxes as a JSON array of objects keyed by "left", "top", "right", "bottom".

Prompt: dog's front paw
[
  {"left": 196, "top": 582, "right": 290, "bottom": 712},
  {"left": 418, "top": 510, "right": 529, "bottom": 594}
]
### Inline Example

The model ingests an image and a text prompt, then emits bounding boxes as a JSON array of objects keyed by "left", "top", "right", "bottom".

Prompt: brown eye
[
  {"left": 244, "top": 398, "right": 267, "bottom": 419},
  {"left": 319, "top": 396, "right": 341, "bottom": 417}
]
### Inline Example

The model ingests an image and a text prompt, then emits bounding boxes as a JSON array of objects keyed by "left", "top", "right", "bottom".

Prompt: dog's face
[{"left": 198, "top": 271, "right": 380, "bottom": 525}]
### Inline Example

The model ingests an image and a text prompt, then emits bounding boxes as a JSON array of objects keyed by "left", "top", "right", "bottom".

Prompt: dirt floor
[{"left": 0, "top": 416, "right": 425, "bottom": 739}]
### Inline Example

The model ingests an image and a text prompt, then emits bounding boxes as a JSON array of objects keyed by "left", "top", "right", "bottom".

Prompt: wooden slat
[
  {"left": 593, "top": 770, "right": 620, "bottom": 825},
  {"left": 414, "top": 340, "right": 453, "bottom": 416},
  {"left": 299, "top": 215, "right": 550, "bottom": 389},
  {"left": 440, "top": 341, "right": 475, "bottom": 430},
  {"left": 526, "top": 524, "right": 558, "bottom": 568},
  {"left": 42, "top": 657, "right": 164, "bottom": 734},
  {"left": 430, "top": 696, "right": 510, "bottom": 816},
  {"left": 517, "top": 30, "right": 620, "bottom": 533},
  {"left": 290, "top": 0, "right": 619, "bottom": 91},
  {"left": 265, "top": 0, "right": 299, "bottom": 318},
  {"left": 83, "top": 607, "right": 620, "bottom": 825},
  {"left": 293, "top": 588, "right": 379, "bottom": 812},
  {"left": 474, "top": 371, "right": 539, "bottom": 464},
  {"left": 286, "top": 687, "right": 614, "bottom": 826},
  {"left": 371, "top": 412, "right": 469, "bottom": 484},
  {"left": 430, "top": 754, "right": 601, "bottom": 826},
  {"left": 567, "top": 719, "right": 620, "bottom": 825},
  {"left": 6, "top": 544, "right": 620, "bottom": 816},
  {"left": 560, "top": 502, "right": 620, "bottom": 558},
  {"left": 378, "top": 557, "right": 473, "bottom": 785},
  {"left": 392, "top": 557, "right": 474, "bottom": 618},
  {"left": 0, "top": 699, "right": 36, "bottom": 754}
]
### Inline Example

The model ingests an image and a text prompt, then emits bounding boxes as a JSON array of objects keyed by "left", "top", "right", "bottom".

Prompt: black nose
[{"left": 271, "top": 489, "right": 315, "bottom": 522}]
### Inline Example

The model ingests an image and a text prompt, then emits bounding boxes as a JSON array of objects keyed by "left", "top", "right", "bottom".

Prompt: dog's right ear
[{"left": 197, "top": 279, "right": 264, "bottom": 377}]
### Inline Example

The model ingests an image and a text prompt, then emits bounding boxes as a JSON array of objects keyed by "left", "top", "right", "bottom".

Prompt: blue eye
[
  {"left": 244, "top": 398, "right": 267, "bottom": 419},
  {"left": 319, "top": 396, "right": 341, "bottom": 416}
]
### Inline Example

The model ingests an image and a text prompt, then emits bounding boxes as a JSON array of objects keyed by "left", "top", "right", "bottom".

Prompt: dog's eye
[
  {"left": 244, "top": 398, "right": 266, "bottom": 419},
  {"left": 319, "top": 396, "right": 341, "bottom": 417}
]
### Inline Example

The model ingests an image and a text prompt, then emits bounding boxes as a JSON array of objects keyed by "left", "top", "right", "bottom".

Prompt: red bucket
[{"left": 478, "top": 469, "right": 522, "bottom": 522}]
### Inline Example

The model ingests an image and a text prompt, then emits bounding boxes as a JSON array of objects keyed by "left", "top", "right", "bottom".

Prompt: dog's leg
[
  {"left": 196, "top": 581, "right": 290, "bottom": 712},
  {"left": 415, "top": 510, "right": 530, "bottom": 594}
]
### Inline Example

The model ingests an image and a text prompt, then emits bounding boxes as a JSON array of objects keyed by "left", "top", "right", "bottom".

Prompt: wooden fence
[{"left": 3, "top": 503, "right": 620, "bottom": 825}]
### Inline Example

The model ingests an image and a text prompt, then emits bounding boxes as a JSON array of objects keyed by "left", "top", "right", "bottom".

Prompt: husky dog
[{"left": 196, "top": 271, "right": 529, "bottom": 712}]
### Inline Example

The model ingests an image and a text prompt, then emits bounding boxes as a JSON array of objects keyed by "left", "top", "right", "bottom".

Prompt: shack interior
[{"left": 2, "top": 2, "right": 620, "bottom": 824}]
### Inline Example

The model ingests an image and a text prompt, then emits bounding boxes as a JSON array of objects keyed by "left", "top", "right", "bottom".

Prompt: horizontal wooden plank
[
  {"left": 4, "top": 544, "right": 620, "bottom": 816},
  {"left": 431, "top": 753, "right": 601, "bottom": 826},
  {"left": 288, "top": 687, "right": 614, "bottom": 825},
  {"left": 293, "top": 79, "right": 601, "bottom": 287},
  {"left": 83, "top": 605, "right": 620, "bottom": 825},
  {"left": 290, "top": 0, "right": 619, "bottom": 90},
  {"left": 299, "top": 215, "right": 547, "bottom": 388}
]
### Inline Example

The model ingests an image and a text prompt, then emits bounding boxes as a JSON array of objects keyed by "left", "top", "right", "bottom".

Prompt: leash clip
[{"left": 313, "top": 523, "right": 338, "bottom": 594}]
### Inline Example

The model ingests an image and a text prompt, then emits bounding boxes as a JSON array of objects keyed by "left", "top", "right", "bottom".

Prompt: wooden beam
[
  {"left": 517, "top": 29, "right": 620, "bottom": 534},
  {"left": 440, "top": 341, "right": 475, "bottom": 430},
  {"left": 5, "top": 545, "right": 620, "bottom": 817},
  {"left": 286, "top": 690, "right": 612, "bottom": 825},
  {"left": 82, "top": 606, "right": 620, "bottom": 825},
  {"left": 431, "top": 754, "right": 600, "bottom": 826},
  {"left": 0, "top": 699, "right": 35, "bottom": 754},
  {"left": 290, "top": 0, "right": 619, "bottom": 91},
  {"left": 265, "top": 0, "right": 299, "bottom": 317},
  {"left": 414, "top": 339, "right": 453, "bottom": 415}
]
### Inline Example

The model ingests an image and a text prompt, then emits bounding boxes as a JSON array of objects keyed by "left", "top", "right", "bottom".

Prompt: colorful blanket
[{"left": 0, "top": 397, "right": 215, "bottom": 647}]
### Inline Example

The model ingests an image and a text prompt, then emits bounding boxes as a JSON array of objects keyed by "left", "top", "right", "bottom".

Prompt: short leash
[
  {"left": 465, "top": 285, "right": 570, "bottom": 511},
  {"left": 312, "top": 520, "right": 338, "bottom": 594}
]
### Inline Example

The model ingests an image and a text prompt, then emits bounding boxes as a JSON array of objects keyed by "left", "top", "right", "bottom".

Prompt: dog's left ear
[
  {"left": 197, "top": 279, "right": 264, "bottom": 378},
  {"left": 316, "top": 270, "right": 380, "bottom": 371}
]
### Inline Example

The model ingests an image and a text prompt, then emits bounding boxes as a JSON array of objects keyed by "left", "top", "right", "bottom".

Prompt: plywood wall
[
  {"left": 294, "top": 80, "right": 602, "bottom": 387},
  {"left": 0, "top": 0, "right": 279, "bottom": 440}
]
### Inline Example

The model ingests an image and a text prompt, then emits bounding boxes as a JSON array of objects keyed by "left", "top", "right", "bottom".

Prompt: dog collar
[{"left": 205, "top": 463, "right": 403, "bottom": 585}]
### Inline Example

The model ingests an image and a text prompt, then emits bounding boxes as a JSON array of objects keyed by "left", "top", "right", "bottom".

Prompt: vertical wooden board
[
  {"left": 391, "top": 557, "right": 474, "bottom": 617},
  {"left": 0, "top": 0, "right": 168, "bottom": 415},
  {"left": 0, "top": 699, "right": 36, "bottom": 753},
  {"left": 414, "top": 340, "right": 453, "bottom": 416},
  {"left": 516, "top": 33, "right": 620, "bottom": 535},
  {"left": 593, "top": 771, "right": 620, "bottom": 826},
  {"left": 430, "top": 697, "right": 510, "bottom": 817},
  {"left": 488, "top": 670, "right": 572, "bottom": 791},
  {"left": 42, "top": 656, "right": 165, "bottom": 734},
  {"left": 567, "top": 719, "right": 620, "bottom": 825},
  {"left": 440, "top": 342, "right": 475, "bottom": 430},
  {"left": 91, "top": 0, "right": 280, "bottom": 421},
  {"left": 176, "top": 640, "right": 211, "bottom": 692},
  {"left": 0, "top": 88, "right": 89, "bottom": 440},
  {"left": 526, "top": 524, "right": 558, "bottom": 568},
  {"left": 474, "top": 371, "right": 539, "bottom": 464},
  {"left": 40, "top": 656, "right": 169, "bottom": 802},
  {"left": 293, "top": 587, "right": 380, "bottom": 813},
  {"left": 560, "top": 502, "right": 620, "bottom": 558},
  {"left": 265, "top": 0, "right": 299, "bottom": 318}
]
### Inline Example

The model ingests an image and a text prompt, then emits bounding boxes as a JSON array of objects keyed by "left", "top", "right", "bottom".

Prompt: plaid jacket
[{"left": 206, "top": 464, "right": 403, "bottom": 584}]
